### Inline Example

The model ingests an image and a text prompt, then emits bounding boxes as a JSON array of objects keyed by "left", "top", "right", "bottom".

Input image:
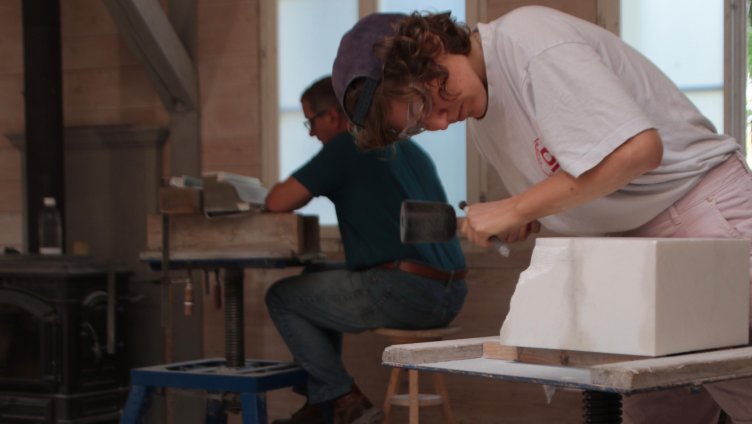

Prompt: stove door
[{"left": 0, "top": 289, "right": 58, "bottom": 391}]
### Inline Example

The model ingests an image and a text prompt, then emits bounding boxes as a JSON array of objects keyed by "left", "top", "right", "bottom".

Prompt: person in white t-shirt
[{"left": 331, "top": 6, "right": 752, "bottom": 424}]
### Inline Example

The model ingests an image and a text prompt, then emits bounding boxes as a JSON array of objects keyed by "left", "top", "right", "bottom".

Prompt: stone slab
[{"left": 499, "top": 238, "right": 750, "bottom": 356}]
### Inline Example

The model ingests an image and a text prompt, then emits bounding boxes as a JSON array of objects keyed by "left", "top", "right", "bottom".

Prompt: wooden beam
[
  {"left": 591, "top": 346, "right": 752, "bottom": 391},
  {"left": 382, "top": 337, "right": 494, "bottom": 365},
  {"left": 145, "top": 212, "right": 321, "bottom": 257},
  {"left": 259, "top": 0, "right": 278, "bottom": 188},
  {"left": 724, "top": 0, "right": 747, "bottom": 149},
  {"left": 596, "top": 0, "right": 619, "bottom": 35},
  {"left": 167, "top": 0, "right": 200, "bottom": 177},
  {"left": 482, "top": 341, "right": 646, "bottom": 367},
  {"left": 384, "top": 336, "right": 752, "bottom": 393},
  {"left": 102, "top": 0, "right": 199, "bottom": 112}
]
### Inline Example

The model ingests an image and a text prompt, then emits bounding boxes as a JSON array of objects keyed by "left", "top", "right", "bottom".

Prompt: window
[
  {"left": 620, "top": 0, "right": 748, "bottom": 164},
  {"left": 277, "top": 0, "right": 358, "bottom": 225},
  {"left": 277, "top": 1, "right": 467, "bottom": 225},
  {"left": 621, "top": 1, "right": 725, "bottom": 131}
]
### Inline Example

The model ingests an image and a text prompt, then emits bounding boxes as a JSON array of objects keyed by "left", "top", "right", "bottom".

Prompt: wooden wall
[
  {"left": 0, "top": 0, "right": 265, "bottom": 252},
  {"left": 196, "top": 0, "right": 263, "bottom": 177},
  {"left": 485, "top": 0, "right": 598, "bottom": 22},
  {"left": 0, "top": 0, "right": 25, "bottom": 251},
  {"left": 0, "top": 0, "right": 600, "bottom": 422}
]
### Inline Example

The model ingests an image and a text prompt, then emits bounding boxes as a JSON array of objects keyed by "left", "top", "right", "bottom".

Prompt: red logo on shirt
[{"left": 533, "top": 138, "right": 560, "bottom": 176}]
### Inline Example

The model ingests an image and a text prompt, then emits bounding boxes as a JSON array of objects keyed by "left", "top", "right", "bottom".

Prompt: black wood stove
[{"left": 0, "top": 255, "right": 130, "bottom": 423}]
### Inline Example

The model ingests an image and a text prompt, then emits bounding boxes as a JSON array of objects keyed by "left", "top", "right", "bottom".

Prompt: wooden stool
[{"left": 374, "top": 326, "right": 461, "bottom": 424}]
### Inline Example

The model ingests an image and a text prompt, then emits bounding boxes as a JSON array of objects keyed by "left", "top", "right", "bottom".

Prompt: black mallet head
[{"left": 400, "top": 200, "right": 457, "bottom": 244}]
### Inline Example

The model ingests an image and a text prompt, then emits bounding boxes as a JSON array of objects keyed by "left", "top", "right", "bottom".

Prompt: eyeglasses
[
  {"left": 303, "top": 110, "right": 327, "bottom": 130},
  {"left": 393, "top": 85, "right": 433, "bottom": 140},
  {"left": 396, "top": 99, "right": 432, "bottom": 139}
]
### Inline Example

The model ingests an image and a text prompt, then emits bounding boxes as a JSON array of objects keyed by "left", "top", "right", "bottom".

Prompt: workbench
[
  {"left": 382, "top": 336, "right": 752, "bottom": 424},
  {"left": 121, "top": 208, "right": 323, "bottom": 424}
]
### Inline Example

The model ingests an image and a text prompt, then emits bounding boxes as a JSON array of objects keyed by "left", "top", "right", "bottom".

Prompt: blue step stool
[
  {"left": 123, "top": 238, "right": 314, "bottom": 424},
  {"left": 121, "top": 357, "right": 306, "bottom": 424}
]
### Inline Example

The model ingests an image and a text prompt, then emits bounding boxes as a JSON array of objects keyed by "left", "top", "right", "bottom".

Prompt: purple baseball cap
[{"left": 332, "top": 13, "right": 406, "bottom": 127}]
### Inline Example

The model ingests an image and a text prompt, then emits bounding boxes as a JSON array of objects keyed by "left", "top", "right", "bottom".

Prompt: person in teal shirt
[{"left": 265, "top": 76, "right": 466, "bottom": 424}]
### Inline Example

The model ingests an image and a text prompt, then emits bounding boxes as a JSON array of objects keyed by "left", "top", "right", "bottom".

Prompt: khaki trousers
[{"left": 620, "top": 152, "right": 752, "bottom": 424}]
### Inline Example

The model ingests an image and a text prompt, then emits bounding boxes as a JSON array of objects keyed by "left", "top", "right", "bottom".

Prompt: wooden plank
[
  {"left": 0, "top": 77, "right": 24, "bottom": 132},
  {"left": 0, "top": 147, "right": 23, "bottom": 181},
  {"left": 383, "top": 336, "right": 752, "bottom": 394},
  {"left": 596, "top": 0, "right": 619, "bottom": 35},
  {"left": 201, "top": 98, "right": 259, "bottom": 140},
  {"left": 382, "top": 336, "right": 493, "bottom": 365},
  {"left": 0, "top": 181, "right": 20, "bottom": 212},
  {"left": 485, "top": 0, "right": 598, "bottom": 23},
  {"left": 102, "top": 0, "right": 198, "bottom": 112},
  {"left": 167, "top": 0, "right": 199, "bottom": 178},
  {"left": 591, "top": 346, "right": 752, "bottom": 391},
  {"left": 483, "top": 341, "right": 647, "bottom": 367},
  {"left": 158, "top": 187, "right": 201, "bottom": 214},
  {"left": 258, "top": 0, "right": 277, "bottom": 188},
  {"left": 62, "top": 0, "right": 124, "bottom": 38},
  {"left": 62, "top": 35, "right": 140, "bottom": 70},
  {"left": 0, "top": 211, "right": 22, "bottom": 248},
  {"left": 145, "top": 212, "right": 320, "bottom": 256},
  {"left": 139, "top": 249, "right": 302, "bottom": 262},
  {"left": 64, "top": 67, "right": 163, "bottom": 111}
]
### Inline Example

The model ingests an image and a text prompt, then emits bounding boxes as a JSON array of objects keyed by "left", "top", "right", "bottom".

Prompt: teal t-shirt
[{"left": 292, "top": 132, "right": 465, "bottom": 272}]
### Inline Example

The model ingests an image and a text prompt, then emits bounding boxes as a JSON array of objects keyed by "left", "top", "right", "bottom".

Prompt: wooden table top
[{"left": 382, "top": 336, "right": 752, "bottom": 394}]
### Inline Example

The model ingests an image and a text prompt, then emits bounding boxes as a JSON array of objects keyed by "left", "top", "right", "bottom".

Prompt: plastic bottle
[{"left": 38, "top": 197, "right": 62, "bottom": 255}]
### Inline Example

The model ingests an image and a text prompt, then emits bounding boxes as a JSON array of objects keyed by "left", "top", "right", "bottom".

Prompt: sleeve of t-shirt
[
  {"left": 525, "top": 42, "right": 655, "bottom": 177},
  {"left": 291, "top": 138, "right": 349, "bottom": 196}
]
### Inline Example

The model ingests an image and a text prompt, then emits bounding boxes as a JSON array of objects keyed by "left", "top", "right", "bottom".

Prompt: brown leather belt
[{"left": 379, "top": 260, "right": 467, "bottom": 282}]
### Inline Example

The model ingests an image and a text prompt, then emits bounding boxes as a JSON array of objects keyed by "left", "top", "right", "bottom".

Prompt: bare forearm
[
  {"left": 513, "top": 129, "right": 663, "bottom": 223},
  {"left": 463, "top": 129, "right": 663, "bottom": 244}
]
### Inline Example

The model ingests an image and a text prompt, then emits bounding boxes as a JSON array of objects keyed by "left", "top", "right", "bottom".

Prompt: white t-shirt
[{"left": 469, "top": 5, "right": 739, "bottom": 235}]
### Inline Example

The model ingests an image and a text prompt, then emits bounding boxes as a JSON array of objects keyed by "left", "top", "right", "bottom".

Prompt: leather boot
[
  {"left": 272, "top": 401, "right": 326, "bottom": 424},
  {"left": 331, "top": 386, "right": 384, "bottom": 424}
]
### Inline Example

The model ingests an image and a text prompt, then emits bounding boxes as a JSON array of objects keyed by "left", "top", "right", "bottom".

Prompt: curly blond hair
[{"left": 345, "top": 12, "right": 472, "bottom": 150}]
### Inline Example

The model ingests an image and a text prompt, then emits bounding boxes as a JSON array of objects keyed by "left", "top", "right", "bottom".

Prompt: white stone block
[{"left": 500, "top": 238, "right": 750, "bottom": 357}]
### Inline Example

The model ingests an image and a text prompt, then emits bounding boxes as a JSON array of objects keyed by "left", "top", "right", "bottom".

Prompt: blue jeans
[{"left": 265, "top": 266, "right": 467, "bottom": 404}]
